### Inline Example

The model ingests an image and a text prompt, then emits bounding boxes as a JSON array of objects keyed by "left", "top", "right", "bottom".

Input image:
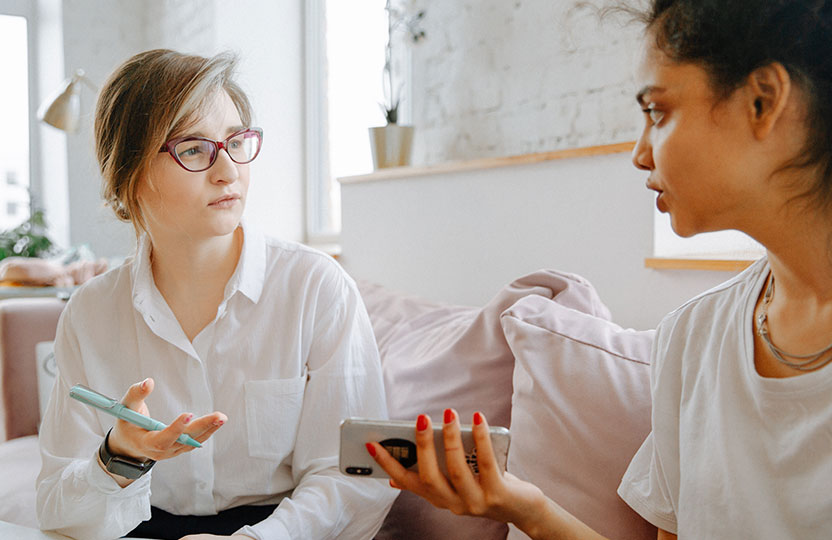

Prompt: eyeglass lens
[{"left": 174, "top": 131, "right": 261, "bottom": 171}]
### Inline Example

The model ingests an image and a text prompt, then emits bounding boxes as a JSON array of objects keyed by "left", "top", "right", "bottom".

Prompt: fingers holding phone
[
  {"left": 342, "top": 414, "right": 513, "bottom": 517},
  {"left": 354, "top": 411, "right": 546, "bottom": 525}
]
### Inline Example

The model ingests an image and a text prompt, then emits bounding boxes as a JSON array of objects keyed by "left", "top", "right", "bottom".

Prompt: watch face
[{"left": 107, "top": 455, "right": 154, "bottom": 480}]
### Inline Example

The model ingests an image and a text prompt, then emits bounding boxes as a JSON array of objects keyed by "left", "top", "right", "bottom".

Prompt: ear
[{"left": 746, "top": 62, "right": 791, "bottom": 140}]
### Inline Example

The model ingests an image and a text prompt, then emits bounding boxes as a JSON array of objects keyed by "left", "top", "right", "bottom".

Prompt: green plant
[
  {"left": 382, "top": 0, "right": 426, "bottom": 124},
  {"left": 0, "top": 210, "right": 55, "bottom": 260}
]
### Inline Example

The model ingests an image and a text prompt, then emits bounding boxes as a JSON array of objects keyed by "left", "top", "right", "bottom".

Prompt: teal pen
[{"left": 69, "top": 384, "right": 202, "bottom": 448}]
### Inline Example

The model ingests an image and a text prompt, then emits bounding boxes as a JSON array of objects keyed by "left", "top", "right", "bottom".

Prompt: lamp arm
[{"left": 71, "top": 69, "right": 98, "bottom": 92}]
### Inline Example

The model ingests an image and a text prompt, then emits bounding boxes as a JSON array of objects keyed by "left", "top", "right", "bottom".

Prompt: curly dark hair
[{"left": 625, "top": 0, "right": 832, "bottom": 209}]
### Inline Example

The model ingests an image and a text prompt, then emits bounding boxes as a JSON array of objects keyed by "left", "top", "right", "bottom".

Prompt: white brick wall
[{"left": 409, "top": 0, "right": 644, "bottom": 165}]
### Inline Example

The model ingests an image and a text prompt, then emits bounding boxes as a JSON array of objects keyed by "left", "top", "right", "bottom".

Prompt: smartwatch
[{"left": 98, "top": 428, "right": 155, "bottom": 480}]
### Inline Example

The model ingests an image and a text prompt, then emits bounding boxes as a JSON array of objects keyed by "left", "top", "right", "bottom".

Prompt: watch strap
[{"left": 99, "top": 428, "right": 155, "bottom": 480}]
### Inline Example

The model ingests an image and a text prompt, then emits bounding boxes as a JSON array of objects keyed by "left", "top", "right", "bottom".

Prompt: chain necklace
[{"left": 756, "top": 273, "right": 832, "bottom": 371}]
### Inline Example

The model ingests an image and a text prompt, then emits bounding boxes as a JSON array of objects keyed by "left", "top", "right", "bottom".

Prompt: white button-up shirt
[{"left": 36, "top": 222, "right": 396, "bottom": 540}]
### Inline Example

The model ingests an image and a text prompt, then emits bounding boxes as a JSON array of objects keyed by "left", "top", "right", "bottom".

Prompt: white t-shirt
[
  {"left": 618, "top": 258, "right": 832, "bottom": 538},
  {"left": 36, "top": 222, "right": 396, "bottom": 540}
]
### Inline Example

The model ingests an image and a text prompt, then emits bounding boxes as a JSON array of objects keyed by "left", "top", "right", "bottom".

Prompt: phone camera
[
  {"left": 379, "top": 438, "right": 418, "bottom": 469},
  {"left": 346, "top": 467, "right": 373, "bottom": 475}
]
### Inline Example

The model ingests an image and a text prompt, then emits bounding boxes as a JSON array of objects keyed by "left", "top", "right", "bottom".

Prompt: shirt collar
[
  {"left": 131, "top": 233, "right": 154, "bottom": 309},
  {"left": 225, "top": 218, "right": 265, "bottom": 304},
  {"left": 131, "top": 218, "right": 266, "bottom": 309}
]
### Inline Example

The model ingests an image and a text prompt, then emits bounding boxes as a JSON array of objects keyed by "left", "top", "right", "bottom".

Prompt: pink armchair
[{"left": 0, "top": 297, "right": 66, "bottom": 442}]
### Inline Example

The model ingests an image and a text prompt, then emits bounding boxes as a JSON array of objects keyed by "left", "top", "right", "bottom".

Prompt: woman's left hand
[{"left": 366, "top": 409, "right": 546, "bottom": 529}]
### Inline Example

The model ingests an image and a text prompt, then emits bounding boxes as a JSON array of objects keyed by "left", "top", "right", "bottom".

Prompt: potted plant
[
  {"left": 370, "top": 0, "right": 426, "bottom": 169},
  {"left": 0, "top": 209, "right": 55, "bottom": 261}
]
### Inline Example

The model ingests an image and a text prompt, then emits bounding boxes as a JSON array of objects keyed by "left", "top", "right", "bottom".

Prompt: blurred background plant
[
  {"left": 382, "top": 0, "right": 426, "bottom": 124},
  {"left": 0, "top": 209, "right": 55, "bottom": 260}
]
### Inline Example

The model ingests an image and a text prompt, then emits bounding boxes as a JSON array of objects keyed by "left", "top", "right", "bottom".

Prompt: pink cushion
[
  {"left": 0, "top": 434, "right": 40, "bottom": 528},
  {"left": 0, "top": 298, "right": 66, "bottom": 441},
  {"left": 360, "top": 269, "right": 611, "bottom": 428},
  {"left": 358, "top": 270, "right": 611, "bottom": 540},
  {"left": 501, "top": 295, "right": 656, "bottom": 540}
]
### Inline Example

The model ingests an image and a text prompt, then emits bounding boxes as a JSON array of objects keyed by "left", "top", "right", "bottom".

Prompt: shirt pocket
[{"left": 244, "top": 376, "right": 307, "bottom": 461}]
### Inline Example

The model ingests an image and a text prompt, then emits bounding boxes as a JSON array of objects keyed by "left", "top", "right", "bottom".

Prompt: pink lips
[
  {"left": 646, "top": 180, "right": 667, "bottom": 213},
  {"left": 208, "top": 193, "right": 240, "bottom": 208}
]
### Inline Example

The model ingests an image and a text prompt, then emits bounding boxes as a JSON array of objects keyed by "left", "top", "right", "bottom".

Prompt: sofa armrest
[{"left": 0, "top": 297, "right": 66, "bottom": 442}]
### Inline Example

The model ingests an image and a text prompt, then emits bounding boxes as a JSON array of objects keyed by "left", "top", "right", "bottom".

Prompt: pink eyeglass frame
[{"left": 158, "top": 127, "right": 264, "bottom": 172}]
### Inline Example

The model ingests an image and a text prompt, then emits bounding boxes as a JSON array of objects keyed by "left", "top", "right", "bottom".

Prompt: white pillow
[
  {"left": 35, "top": 340, "right": 57, "bottom": 425},
  {"left": 501, "top": 295, "right": 657, "bottom": 540}
]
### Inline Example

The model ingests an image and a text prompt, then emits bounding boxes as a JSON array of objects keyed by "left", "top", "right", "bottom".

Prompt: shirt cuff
[
  {"left": 84, "top": 454, "right": 153, "bottom": 497},
  {"left": 236, "top": 519, "right": 291, "bottom": 540}
]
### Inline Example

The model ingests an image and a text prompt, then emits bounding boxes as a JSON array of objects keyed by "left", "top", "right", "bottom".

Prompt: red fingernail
[
  {"left": 365, "top": 442, "right": 376, "bottom": 457},
  {"left": 416, "top": 414, "right": 428, "bottom": 431},
  {"left": 213, "top": 419, "right": 224, "bottom": 427},
  {"left": 444, "top": 408, "right": 454, "bottom": 424},
  {"left": 184, "top": 414, "right": 193, "bottom": 424},
  {"left": 474, "top": 412, "right": 483, "bottom": 425}
]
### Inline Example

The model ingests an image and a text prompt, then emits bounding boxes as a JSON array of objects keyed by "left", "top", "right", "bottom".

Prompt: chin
[{"left": 668, "top": 217, "right": 699, "bottom": 238}]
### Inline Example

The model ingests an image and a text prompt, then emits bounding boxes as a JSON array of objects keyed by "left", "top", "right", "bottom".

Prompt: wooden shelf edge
[
  {"left": 644, "top": 257, "right": 757, "bottom": 272},
  {"left": 339, "top": 141, "right": 636, "bottom": 185}
]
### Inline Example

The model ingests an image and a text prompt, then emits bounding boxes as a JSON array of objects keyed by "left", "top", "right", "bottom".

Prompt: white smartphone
[{"left": 339, "top": 417, "right": 510, "bottom": 479}]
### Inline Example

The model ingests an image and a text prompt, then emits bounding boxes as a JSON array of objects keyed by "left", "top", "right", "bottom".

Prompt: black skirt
[{"left": 124, "top": 504, "right": 278, "bottom": 539}]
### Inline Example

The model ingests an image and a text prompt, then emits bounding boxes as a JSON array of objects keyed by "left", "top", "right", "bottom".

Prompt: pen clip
[{"left": 69, "top": 384, "right": 121, "bottom": 412}]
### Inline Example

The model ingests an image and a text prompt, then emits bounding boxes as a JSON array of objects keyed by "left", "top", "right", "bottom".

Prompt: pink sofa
[
  {"left": 0, "top": 271, "right": 657, "bottom": 539},
  {"left": 0, "top": 297, "right": 66, "bottom": 527}
]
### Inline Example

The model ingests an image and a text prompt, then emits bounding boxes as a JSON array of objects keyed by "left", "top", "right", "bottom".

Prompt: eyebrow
[
  {"left": 636, "top": 85, "right": 666, "bottom": 106},
  {"left": 185, "top": 125, "right": 247, "bottom": 139}
]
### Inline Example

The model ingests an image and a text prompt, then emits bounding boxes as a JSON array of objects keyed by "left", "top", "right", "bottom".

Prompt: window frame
[
  {"left": 1, "top": 3, "right": 35, "bottom": 229},
  {"left": 304, "top": 0, "right": 334, "bottom": 246},
  {"left": 2, "top": 0, "right": 69, "bottom": 247},
  {"left": 304, "top": 0, "right": 406, "bottom": 247}
]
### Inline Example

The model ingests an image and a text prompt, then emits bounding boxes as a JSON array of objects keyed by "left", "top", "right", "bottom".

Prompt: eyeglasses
[{"left": 159, "top": 127, "right": 263, "bottom": 172}]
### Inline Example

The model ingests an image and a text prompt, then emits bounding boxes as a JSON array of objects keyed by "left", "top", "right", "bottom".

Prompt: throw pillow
[
  {"left": 357, "top": 269, "right": 612, "bottom": 540},
  {"left": 35, "top": 340, "right": 56, "bottom": 425},
  {"left": 501, "top": 295, "right": 656, "bottom": 540}
]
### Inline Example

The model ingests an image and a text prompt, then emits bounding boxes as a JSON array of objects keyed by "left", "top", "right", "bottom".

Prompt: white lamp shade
[{"left": 37, "top": 77, "right": 82, "bottom": 132}]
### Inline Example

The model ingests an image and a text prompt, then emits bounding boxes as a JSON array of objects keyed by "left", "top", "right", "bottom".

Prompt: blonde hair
[{"left": 94, "top": 49, "right": 252, "bottom": 233}]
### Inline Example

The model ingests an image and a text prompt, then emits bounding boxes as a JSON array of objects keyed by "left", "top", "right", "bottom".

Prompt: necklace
[{"left": 756, "top": 273, "right": 832, "bottom": 371}]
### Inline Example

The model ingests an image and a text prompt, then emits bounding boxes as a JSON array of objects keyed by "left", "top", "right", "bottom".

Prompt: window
[
  {"left": 653, "top": 209, "right": 765, "bottom": 260},
  {"left": 306, "top": 0, "right": 388, "bottom": 243},
  {"left": 0, "top": 14, "right": 31, "bottom": 231}
]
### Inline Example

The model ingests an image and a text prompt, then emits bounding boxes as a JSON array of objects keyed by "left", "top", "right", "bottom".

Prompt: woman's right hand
[
  {"left": 367, "top": 410, "right": 607, "bottom": 540},
  {"left": 105, "top": 378, "right": 227, "bottom": 465}
]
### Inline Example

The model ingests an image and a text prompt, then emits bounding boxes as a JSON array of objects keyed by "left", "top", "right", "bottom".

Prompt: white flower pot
[{"left": 369, "top": 124, "right": 414, "bottom": 169}]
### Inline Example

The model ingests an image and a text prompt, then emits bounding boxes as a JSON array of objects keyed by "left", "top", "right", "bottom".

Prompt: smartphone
[{"left": 339, "top": 417, "right": 510, "bottom": 479}]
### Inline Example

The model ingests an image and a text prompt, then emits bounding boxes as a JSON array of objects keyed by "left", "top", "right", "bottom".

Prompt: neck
[
  {"left": 147, "top": 226, "right": 243, "bottom": 300},
  {"left": 752, "top": 204, "right": 832, "bottom": 303},
  {"left": 747, "top": 202, "right": 832, "bottom": 367}
]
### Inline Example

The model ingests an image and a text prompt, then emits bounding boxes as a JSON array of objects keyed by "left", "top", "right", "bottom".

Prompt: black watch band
[{"left": 99, "top": 428, "right": 155, "bottom": 480}]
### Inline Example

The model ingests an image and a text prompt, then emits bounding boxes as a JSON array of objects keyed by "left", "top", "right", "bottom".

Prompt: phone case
[{"left": 339, "top": 417, "right": 510, "bottom": 478}]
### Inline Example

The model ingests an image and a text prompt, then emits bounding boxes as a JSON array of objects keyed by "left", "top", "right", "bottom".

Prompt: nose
[
  {"left": 209, "top": 147, "right": 240, "bottom": 184},
  {"left": 631, "top": 129, "right": 654, "bottom": 171}
]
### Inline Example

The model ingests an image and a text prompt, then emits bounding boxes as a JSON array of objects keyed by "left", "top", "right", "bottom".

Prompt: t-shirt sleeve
[
  {"left": 618, "top": 431, "right": 677, "bottom": 533},
  {"left": 617, "top": 316, "right": 681, "bottom": 534}
]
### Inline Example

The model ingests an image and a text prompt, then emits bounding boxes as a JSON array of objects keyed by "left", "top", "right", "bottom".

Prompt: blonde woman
[{"left": 36, "top": 49, "right": 395, "bottom": 540}]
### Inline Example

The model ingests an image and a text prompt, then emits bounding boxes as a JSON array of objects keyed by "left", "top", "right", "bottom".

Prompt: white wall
[
  {"left": 213, "top": 0, "right": 305, "bottom": 243},
  {"left": 408, "top": 0, "right": 643, "bottom": 165},
  {"left": 62, "top": 0, "right": 147, "bottom": 257},
  {"left": 340, "top": 152, "right": 739, "bottom": 330},
  {"left": 57, "top": 0, "right": 304, "bottom": 258}
]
